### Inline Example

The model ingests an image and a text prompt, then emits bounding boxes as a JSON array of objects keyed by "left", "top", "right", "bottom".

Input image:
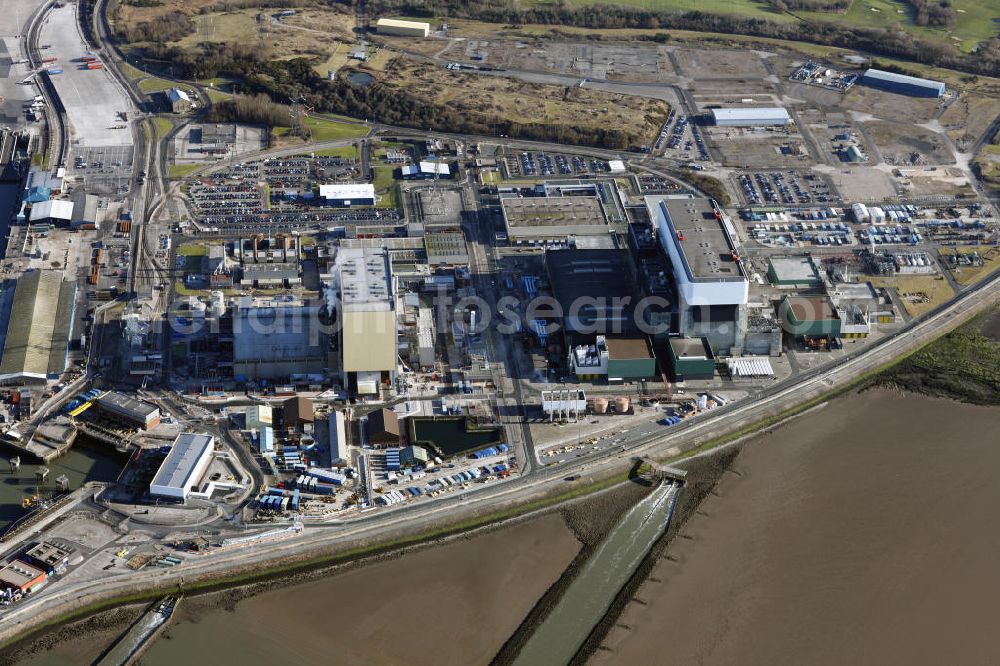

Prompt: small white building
[
  {"left": 851, "top": 202, "right": 870, "bottom": 223},
  {"left": 166, "top": 88, "right": 193, "bottom": 114},
  {"left": 607, "top": 159, "right": 626, "bottom": 174},
  {"left": 541, "top": 389, "right": 587, "bottom": 422},
  {"left": 318, "top": 183, "right": 376, "bottom": 207},
  {"left": 149, "top": 433, "right": 215, "bottom": 502}
]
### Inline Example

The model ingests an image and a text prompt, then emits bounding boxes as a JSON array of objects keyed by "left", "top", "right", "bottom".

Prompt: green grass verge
[
  {"left": 311, "top": 145, "right": 359, "bottom": 159},
  {"left": 372, "top": 165, "right": 396, "bottom": 192},
  {"left": 204, "top": 87, "right": 232, "bottom": 104},
  {"left": 151, "top": 116, "right": 174, "bottom": 142},
  {"left": 176, "top": 243, "right": 208, "bottom": 256},
  {"left": 138, "top": 77, "right": 181, "bottom": 94},
  {"left": 119, "top": 61, "right": 146, "bottom": 81},
  {"left": 879, "top": 307, "right": 1000, "bottom": 403},
  {"left": 275, "top": 117, "right": 369, "bottom": 143},
  {"left": 168, "top": 163, "right": 204, "bottom": 179}
]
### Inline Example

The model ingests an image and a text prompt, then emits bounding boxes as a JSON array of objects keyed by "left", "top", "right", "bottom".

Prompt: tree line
[{"left": 352, "top": 0, "right": 1000, "bottom": 77}]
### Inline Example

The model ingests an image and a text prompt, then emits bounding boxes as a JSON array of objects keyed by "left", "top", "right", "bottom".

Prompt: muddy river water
[{"left": 594, "top": 390, "right": 1000, "bottom": 665}]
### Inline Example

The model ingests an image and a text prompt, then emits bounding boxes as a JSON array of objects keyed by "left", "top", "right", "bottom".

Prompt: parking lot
[
  {"left": 71, "top": 145, "right": 135, "bottom": 195},
  {"left": 736, "top": 170, "right": 833, "bottom": 206},
  {"left": 503, "top": 151, "right": 611, "bottom": 178},
  {"left": 655, "top": 111, "right": 710, "bottom": 161}
]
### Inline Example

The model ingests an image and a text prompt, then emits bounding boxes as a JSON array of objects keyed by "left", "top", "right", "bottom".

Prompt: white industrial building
[
  {"left": 646, "top": 194, "right": 749, "bottom": 354},
  {"left": 416, "top": 306, "right": 436, "bottom": 369},
  {"left": 375, "top": 18, "right": 431, "bottom": 38},
  {"left": 401, "top": 161, "right": 451, "bottom": 179},
  {"left": 328, "top": 410, "right": 348, "bottom": 465},
  {"left": 711, "top": 107, "right": 791, "bottom": 127},
  {"left": 335, "top": 247, "right": 397, "bottom": 395},
  {"left": 851, "top": 202, "right": 870, "bottom": 223},
  {"left": 149, "top": 433, "right": 215, "bottom": 502},
  {"left": 319, "top": 183, "right": 376, "bottom": 207},
  {"left": 29, "top": 199, "right": 73, "bottom": 224},
  {"left": 541, "top": 389, "right": 587, "bottom": 422}
]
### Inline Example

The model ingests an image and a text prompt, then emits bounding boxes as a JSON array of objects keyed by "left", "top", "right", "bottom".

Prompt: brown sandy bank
[
  {"left": 591, "top": 390, "right": 1000, "bottom": 665},
  {"left": 137, "top": 513, "right": 579, "bottom": 666}
]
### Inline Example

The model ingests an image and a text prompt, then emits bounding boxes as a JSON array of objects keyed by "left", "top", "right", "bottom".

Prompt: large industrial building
[
  {"left": 545, "top": 249, "right": 643, "bottom": 344},
  {"left": 375, "top": 18, "right": 431, "bottom": 38},
  {"left": 28, "top": 199, "right": 73, "bottom": 225},
  {"left": 646, "top": 194, "right": 748, "bottom": 354},
  {"left": 0, "top": 559, "right": 46, "bottom": 595},
  {"left": 337, "top": 247, "right": 397, "bottom": 395},
  {"left": 666, "top": 337, "right": 716, "bottom": 381},
  {"left": 232, "top": 299, "right": 327, "bottom": 380},
  {"left": 500, "top": 180, "right": 627, "bottom": 245},
  {"left": 149, "top": 433, "right": 215, "bottom": 502},
  {"left": 861, "top": 68, "right": 944, "bottom": 98},
  {"left": 767, "top": 255, "right": 822, "bottom": 288},
  {"left": 94, "top": 391, "right": 161, "bottom": 429},
  {"left": 570, "top": 335, "right": 657, "bottom": 382},
  {"left": 401, "top": 161, "right": 451, "bottom": 180},
  {"left": 711, "top": 107, "right": 791, "bottom": 127},
  {"left": 0, "top": 271, "right": 77, "bottom": 384},
  {"left": 779, "top": 295, "right": 842, "bottom": 343},
  {"left": 318, "top": 183, "right": 376, "bottom": 207}
]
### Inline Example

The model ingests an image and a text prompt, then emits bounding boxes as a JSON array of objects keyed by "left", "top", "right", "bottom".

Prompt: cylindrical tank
[
  {"left": 189, "top": 298, "right": 207, "bottom": 316},
  {"left": 210, "top": 290, "right": 226, "bottom": 318},
  {"left": 590, "top": 397, "right": 609, "bottom": 414},
  {"left": 614, "top": 396, "right": 630, "bottom": 413}
]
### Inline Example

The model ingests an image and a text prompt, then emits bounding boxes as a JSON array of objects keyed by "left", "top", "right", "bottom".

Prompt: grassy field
[
  {"left": 151, "top": 116, "right": 174, "bottom": 142},
  {"left": 168, "top": 163, "right": 204, "bottom": 179},
  {"left": 273, "top": 117, "right": 369, "bottom": 146},
  {"left": 138, "top": 77, "right": 181, "bottom": 94},
  {"left": 869, "top": 274, "right": 956, "bottom": 317},
  {"left": 177, "top": 242, "right": 208, "bottom": 256},
  {"left": 312, "top": 145, "right": 360, "bottom": 159},
  {"left": 119, "top": 61, "right": 146, "bottom": 81}
]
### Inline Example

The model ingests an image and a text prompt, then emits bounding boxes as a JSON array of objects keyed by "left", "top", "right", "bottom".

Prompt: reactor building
[{"left": 645, "top": 194, "right": 748, "bottom": 354}]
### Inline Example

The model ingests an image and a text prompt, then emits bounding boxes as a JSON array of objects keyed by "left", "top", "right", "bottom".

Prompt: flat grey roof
[
  {"left": 863, "top": 68, "right": 944, "bottom": 93},
  {"left": 654, "top": 196, "right": 744, "bottom": 281},
  {"left": 339, "top": 247, "right": 393, "bottom": 309},
  {"left": 425, "top": 231, "right": 469, "bottom": 263},
  {"left": 96, "top": 391, "right": 159, "bottom": 420},
  {"left": 711, "top": 107, "right": 790, "bottom": 123},
  {"left": 502, "top": 197, "right": 606, "bottom": 228},
  {"left": 151, "top": 433, "right": 214, "bottom": 492},
  {"left": 769, "top": 256, "right": 819, "bottom": 282},
  {"left": 669, "top": 336, "right": 712, "bottom": 359},
  {"left": 233, "top": 306, "right": 325, "bottom": 362}
]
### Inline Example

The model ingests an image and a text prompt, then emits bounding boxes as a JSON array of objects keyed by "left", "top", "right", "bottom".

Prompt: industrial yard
[{"left": 0, "top": 0, "right": 999, "bottom": 658}]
